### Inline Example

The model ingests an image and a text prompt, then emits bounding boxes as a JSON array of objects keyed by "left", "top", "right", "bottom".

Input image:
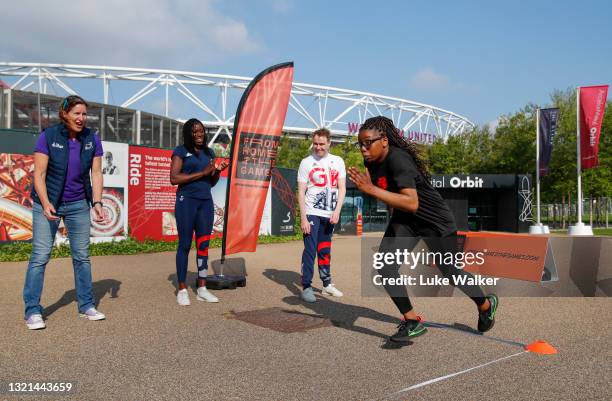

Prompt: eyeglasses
[{"left": 355, "top": 136, "right": 383, "bottom": 150}]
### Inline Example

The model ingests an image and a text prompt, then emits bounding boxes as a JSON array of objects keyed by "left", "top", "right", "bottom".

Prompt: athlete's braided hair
[{"left": 359, "top": 116, "right": 430, "bottom": 180}]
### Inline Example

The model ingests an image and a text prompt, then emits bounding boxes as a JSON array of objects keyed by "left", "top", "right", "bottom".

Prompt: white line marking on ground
[
  {"left": 392, "top": 350, "right": 529, "bottom": 395},
  {"left": 424, "top": 321, "right": 527, "bottom": 348}
]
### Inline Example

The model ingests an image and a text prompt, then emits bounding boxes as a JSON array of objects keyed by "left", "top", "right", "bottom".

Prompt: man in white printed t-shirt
[{"left": 297, "top": 128, "right": 346, "bottom": 303}]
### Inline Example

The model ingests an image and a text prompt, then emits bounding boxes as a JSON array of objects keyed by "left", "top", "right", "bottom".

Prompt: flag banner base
[
  {"left": 207, "top": 258, "right": 247, "bottom": 290},
  {"left": 568, "top": 223, "right": 593, "bottom": 236},
  {"left": 206, "top": 275, "right": 247, "bottom": 290},
  {"left": 211, "top": 258, "right": 247, "bottom": 277},
  {"left": 529, "top": 224, "right": 550, "bottom": 234},
  {"left": 541, "top": 240, "right": 558, "bottom": 282}
]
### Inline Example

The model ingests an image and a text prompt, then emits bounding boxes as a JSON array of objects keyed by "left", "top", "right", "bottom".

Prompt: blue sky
[{"left": 1, "top": 0, "right": 610, "bottom": 126}]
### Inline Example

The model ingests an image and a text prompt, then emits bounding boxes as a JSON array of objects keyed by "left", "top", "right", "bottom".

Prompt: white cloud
[
  {"left": 267, "top": 0, "right": 294, "bottom": 13},
  {"left": 211, "top": 21, "right": 261, "bottom": 53},
  {"left": 0, "top": 0, "right": 263, "bottom": 69},
  {"left": 409, "top": 68, "right": 450, "bottom": 91},
  {"left": 408, "top": 68, "right": 471, "bottom": 92}
]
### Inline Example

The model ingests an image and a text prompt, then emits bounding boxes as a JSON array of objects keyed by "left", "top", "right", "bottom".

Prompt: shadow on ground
[
  {"left": 262, "top": 268, "right": 413, "bottom": 347},
  {"left": 43, "top": 279, "right": 121, "bottom": 318},
  {"left": 423, "top": 321, "right": 526, "bottom": 348},
  {"left": 168, "top": 271, "right": 234, "bottom": 293}
]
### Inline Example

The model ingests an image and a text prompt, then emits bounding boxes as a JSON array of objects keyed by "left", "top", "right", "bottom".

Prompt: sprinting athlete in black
[{"left": 347, "top": 116, "right": 498, "bottom": 343}]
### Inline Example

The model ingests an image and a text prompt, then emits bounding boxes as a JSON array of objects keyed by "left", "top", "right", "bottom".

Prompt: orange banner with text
[
  {"left": 223, "top": 63, "right": 294, "bottom": 255},
  {"left": 460, "top": 231, "right": 552, "bottom": 282}
]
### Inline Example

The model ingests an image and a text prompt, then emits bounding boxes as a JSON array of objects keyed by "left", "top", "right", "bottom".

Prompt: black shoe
[
  {"left": 390, "top": 319, "right": 427, "bottom": 343},
  {"left": 478, "top": 294, "right": 499, "bottom": 333}
]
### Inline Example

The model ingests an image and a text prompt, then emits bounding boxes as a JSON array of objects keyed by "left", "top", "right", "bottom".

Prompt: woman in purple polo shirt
[{"left": 23, "top": 95, "right": 106, "bottom": 330}]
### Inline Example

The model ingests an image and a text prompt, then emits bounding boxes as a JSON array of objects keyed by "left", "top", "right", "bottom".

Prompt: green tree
[
  {"left": 427, "top": 134, "right": 468, "bottom": 173},
  {"left": 331, "top": 137, "right": 364, "bottom": 170},
  {"left": 490, "top": 104, "right": 537, "bottom": 174},
  {"left": 427, "top": 127, "right": 495, "bottom": 174},
  {"left": 276, "top": 136, "right": 311, "bottom": 169},
  {"left": 542, "top": 88, "right": 578, "bottom": 202}
]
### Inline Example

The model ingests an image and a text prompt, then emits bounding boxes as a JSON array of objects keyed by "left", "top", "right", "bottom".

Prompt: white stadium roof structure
[{"left": 0, "top": 62, "right": 475, "bottom": 144}]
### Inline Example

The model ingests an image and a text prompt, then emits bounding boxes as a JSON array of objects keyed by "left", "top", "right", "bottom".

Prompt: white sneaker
[
  {"left": 79, "top": 308, "right": 106, "bottom": 321},
  {"left": 25, "top": 314, "right": 46, "bottom": 330},
  {"left": 196, "top": 286, "right": 219, "bottom": 303},
  {"left": 322, "top": 284, "right": 343, "bottom": 297},
  {"left": 177, "top": 289, "right": 191, "bottom": 306},
  {"left": 301, "top": 287, "right": 316, "bottom": 303}
]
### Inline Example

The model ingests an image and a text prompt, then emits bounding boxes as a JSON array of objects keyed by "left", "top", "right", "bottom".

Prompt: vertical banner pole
[
  {"left": 536, "top": 108, "right": 541, "bottom": 225},
  {"left": 569, "top": 87, "right": 593, "bottom": 235},
  {"left": 576, "top": 87, "right": 583, "bottom": 225}
]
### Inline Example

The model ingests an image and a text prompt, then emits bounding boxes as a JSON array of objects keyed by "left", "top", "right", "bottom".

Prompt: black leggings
[{"left": 379, "top": 223, "right": 486, "bottom": 315}]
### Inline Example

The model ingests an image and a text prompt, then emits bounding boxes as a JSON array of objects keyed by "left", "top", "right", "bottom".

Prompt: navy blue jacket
[{"left": 31, "top": 124, "right": 97, "bottom": 208}]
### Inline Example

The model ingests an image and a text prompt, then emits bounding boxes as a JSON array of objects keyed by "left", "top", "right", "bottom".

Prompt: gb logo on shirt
[{"left": 85, "top": 142, "right": 93, "bottom": 150}]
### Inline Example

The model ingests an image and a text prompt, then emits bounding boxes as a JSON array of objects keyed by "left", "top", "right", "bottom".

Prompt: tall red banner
[
  {"left": 580, "top": 85, "right": 609, "bottom": 169},
  {"left": 223, "top": 62, "right": 294, "bottom": 255}
]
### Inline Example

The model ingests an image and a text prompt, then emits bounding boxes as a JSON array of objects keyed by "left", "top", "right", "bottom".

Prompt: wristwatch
[{"left": 93, "top": 201, "right": 103, "bottom": 207}]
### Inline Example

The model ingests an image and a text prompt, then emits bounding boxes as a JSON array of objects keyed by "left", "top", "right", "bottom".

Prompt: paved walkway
[{"left": 1, "top": 235, "right": 610, "bottom": 400}]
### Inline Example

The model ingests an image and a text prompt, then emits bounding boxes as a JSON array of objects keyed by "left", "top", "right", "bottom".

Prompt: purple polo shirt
[{"left": 34, "top": 132, "right": 104, "bottom": 202}]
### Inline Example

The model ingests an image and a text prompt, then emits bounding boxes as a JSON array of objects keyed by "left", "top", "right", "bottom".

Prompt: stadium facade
[{"left": 0, "top": 62, "right": 475, "bottom": 152}]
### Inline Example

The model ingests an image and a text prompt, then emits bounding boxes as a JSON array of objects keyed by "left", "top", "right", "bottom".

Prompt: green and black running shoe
[
  {"left": 390, "top": 319, "right": 427, "bottom": 343},
  {"left": 478, "top": 294, "right": 499, "bottom": 333}
]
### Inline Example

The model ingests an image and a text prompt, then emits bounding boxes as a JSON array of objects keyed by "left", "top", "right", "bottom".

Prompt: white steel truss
[{"left": 0, "top": 62, "right": 474, "bottom": 142}]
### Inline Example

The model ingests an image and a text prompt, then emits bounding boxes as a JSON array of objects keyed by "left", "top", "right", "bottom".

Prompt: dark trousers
[
  {"left": 175, "top": 196, "right": 214, "bottom": 283},
  {"left": 301, "top": 214, "right": 334, "bottom": 289},
  {"left": 379, "top": 223, "right": 486, "bottom": 314}
]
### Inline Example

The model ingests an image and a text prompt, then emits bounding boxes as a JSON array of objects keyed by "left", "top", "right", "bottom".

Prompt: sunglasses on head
[{"left": 62, "top": 95, "right": 84, "bottom": 111}]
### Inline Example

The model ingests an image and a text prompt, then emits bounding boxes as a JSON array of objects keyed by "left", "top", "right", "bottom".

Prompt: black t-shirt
[{"left": 366, "top": 146, "right": 457, "bottom": 236}]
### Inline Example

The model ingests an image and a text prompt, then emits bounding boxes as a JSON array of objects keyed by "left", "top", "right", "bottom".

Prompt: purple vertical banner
[{"left": 539, "top": 108, "right": 559, "bottom": 176}]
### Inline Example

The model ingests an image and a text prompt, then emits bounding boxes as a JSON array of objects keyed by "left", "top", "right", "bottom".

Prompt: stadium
[{"left": 0, "top": 62, "right": 474, "bottom": 149}]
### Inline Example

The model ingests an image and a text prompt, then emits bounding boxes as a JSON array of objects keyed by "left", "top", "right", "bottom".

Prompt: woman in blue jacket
[
  {"left": 23, "top": 95, "right": 106, "bottom": 330},
  {"left": 170, "top": 118, "right": 228, "bottom": 305}
]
